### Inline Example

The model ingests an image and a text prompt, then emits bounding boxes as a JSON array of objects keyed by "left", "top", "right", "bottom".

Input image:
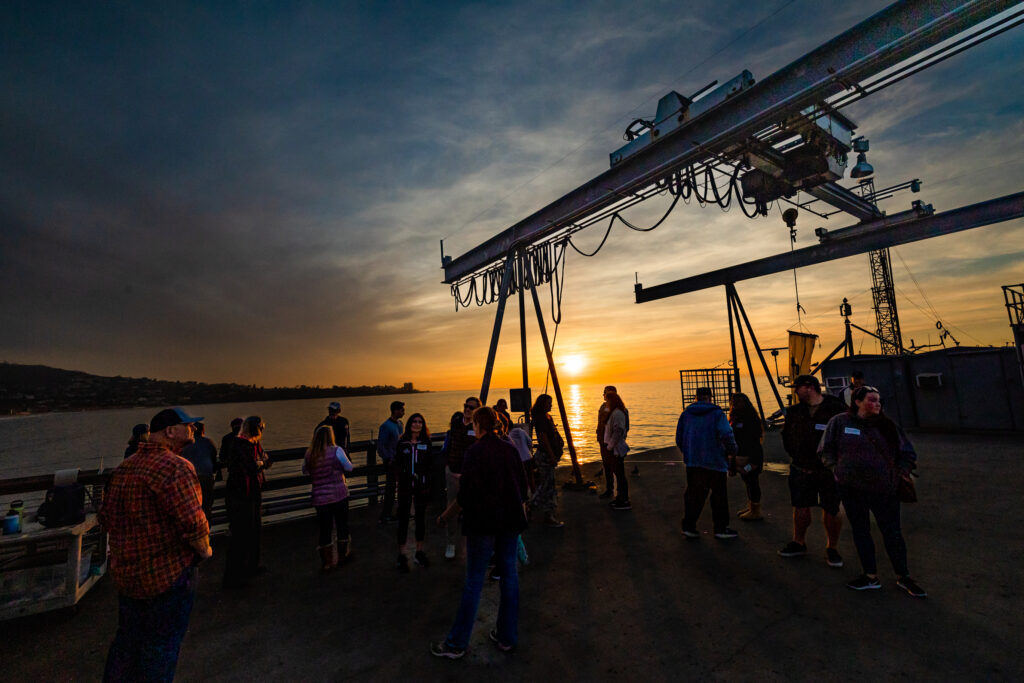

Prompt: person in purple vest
[{"left": 303, "top": 425, "right": 354, "bottom": 571}]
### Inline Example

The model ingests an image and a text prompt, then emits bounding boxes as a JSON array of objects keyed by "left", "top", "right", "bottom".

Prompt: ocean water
[{"left": 1, "top": 379, "right": 726, "bottom": 479}]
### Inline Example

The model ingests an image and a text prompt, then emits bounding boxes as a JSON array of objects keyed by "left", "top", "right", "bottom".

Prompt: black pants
[
  {"left": 397, "top": 489, "right": 429, "bottom": 545},
  {"left": 682, "top": 467, "right": 729, "bottom": 532},
  {"left": 740, "top": 466, "right": 762, "bottom": 503},
  {"left": 316, "top": 499, "right": 349, "bottom": 546},
  {"left": 224, "top": 493, "right": 261, "bottom": 586},
  {"left": 841, "top": 486, "right": 909, "bottom": 576},
  {"left": 611, "top": 454, "right": 629, "bottom": 501},
  {"left": 600, "top": 444, "right": 616, "bottom": 493},
  {"left": 380, "top": 460, "right": 397, "bottom": 520}
]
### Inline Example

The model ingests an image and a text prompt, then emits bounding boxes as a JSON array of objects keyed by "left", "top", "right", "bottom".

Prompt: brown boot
[
  {"left": 738, "top": 502, "right": 763, "bottom": 521},
  {"left": 336, "top": 535, "right": 353, "bottom": 566},
  {"left": 318, "top": 544, "right": 335, "bottom": 572}
]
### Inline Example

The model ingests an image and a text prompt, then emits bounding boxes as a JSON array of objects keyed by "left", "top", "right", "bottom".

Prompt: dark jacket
[
  {"left": 224, "top": 437, "right": 262, "bottom": 500},
  {"left": 457, "top": 434, "right": 529, "bottom": 536},
  {"left": 675, "top": 401, "right": 737, "bottom": 472},
  {"left": 316, "top": 415, "right": 350, "bottom": 453},
  {"left": 782, "top": 394, "right": 847, "bottom": 469},
  {"left": 730, "top": 416, "right": 764, "bottom": 467},
  {"left": 395, "top": 438, "right": 432, "bottom": 495},
  {"left": 819, "top": 412, "right": 917, "bottom": 494},
  {"left": 182, "top": 436, "right": 219, "bottom": 476},
  {"left": 446, "top": 412, "right": 476, "bottom": 474}
]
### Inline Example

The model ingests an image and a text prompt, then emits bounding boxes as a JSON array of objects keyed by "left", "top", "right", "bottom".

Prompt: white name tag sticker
[
  {"left": 815, "top": 424, "right": 827, "bottom": 431},
  {"left": 844, "top": 427, "right": 861, "bottom": 435},
  {"left": 467, "top": 430, "right": 476, "bottom": 436},
  {"left": 417, "top": 444, "right": 428, "bottom": 450}
]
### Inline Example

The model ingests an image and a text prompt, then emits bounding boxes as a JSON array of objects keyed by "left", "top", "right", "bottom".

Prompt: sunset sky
[{"left": 3, "top": 1, "right": 1023, "bottom": 392}]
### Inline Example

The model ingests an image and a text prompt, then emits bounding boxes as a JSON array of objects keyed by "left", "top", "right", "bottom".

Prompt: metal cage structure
[{"left": 679, "top": 369, "right": 735, "bottom": 408}]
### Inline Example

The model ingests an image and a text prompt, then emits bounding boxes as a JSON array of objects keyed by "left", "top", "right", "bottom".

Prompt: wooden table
[{"left": 0, "top": 514, "right": 108, "bottom": 620}]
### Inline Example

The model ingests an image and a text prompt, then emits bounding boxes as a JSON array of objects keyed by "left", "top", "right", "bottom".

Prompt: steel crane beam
[
  {"left": 633, "top": 192, "right": 1024, "bottom": 302},
  {"left": 443, "top": 0, "right": 1015, "bottom": 284}
]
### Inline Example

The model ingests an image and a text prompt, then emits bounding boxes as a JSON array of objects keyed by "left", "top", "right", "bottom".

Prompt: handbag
[{"left": 896, "top": 475, "right": 918, "bottom": 503}]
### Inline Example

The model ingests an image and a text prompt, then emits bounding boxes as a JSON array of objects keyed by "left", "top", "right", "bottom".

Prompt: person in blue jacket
[{"left": 676, "top": 387, "right": 739, "bottom": 539}]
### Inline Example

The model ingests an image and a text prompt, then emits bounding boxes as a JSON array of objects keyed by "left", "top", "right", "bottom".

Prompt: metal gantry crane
[{"left": 441, "top": 0, "right": 1024, "bottom": 479}]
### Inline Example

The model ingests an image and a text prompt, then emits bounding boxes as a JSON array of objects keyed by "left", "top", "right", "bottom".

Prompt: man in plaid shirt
[{"left": 100, "top": 407, "right": 212, "bottom": 682}]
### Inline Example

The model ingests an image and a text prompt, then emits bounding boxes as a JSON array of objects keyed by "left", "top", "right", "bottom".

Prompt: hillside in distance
[{"left": 0, "top": 362, "right": 420, "bottom": 414}]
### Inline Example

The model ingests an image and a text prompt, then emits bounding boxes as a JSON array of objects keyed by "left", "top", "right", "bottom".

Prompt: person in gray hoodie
[{"left": 675, "top": 387, "right": 739, "bottom": 539}]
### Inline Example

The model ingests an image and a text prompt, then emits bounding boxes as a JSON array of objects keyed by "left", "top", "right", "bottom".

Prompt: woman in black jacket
[
  {"left": 223, "top": 416, "right": 270, "bottom": 588},
  {"left": 819, "top": 386, "right": 924, "bottom": 597},
  {"left": 395, "top": 413, "right": 432, "bottom": 573},
  {"left": 729, "top": 393, "right": 765, "bottom": 521}
]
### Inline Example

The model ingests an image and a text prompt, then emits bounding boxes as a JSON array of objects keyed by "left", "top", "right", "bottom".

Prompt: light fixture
[{"left": 850, "top": 137, "right": 873, "bottom": 179}]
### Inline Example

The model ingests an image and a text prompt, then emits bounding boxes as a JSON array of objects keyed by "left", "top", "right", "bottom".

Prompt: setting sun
[{"left": 560, "top": 353, "right": 588, "bottom": 376}]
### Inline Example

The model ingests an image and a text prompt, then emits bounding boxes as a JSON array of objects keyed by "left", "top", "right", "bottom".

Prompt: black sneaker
[
  {"left": 681, "top": 527, "right": 699, "bottom": 539},
  {"left": 847, "top": 574, "right": 882, "bottom": 591},
  {"left": 430, "top": 641, "right": 466, "bottom": 659},
  {"left": 598, "top": 490, "right": 614, "bottom": 499},
  {"left": 489, "top": 629, "right": 514, "bottom": 652},
  {"left": 414, "top": 551, "right": 430, "bottom": 568},
  {"left": 396, "top": 554, "right": 410, "bottom": 574},
  {"left": 778, "top": 541, "right": 808, "bottom": 558},
  {"left": 489, "top": 567, "right": 501, "bottom": 581},
  {"left": 610, "top": 499, "right": 632, "bottom": 511},
  {"left": 896, "top": 576, "right": 927, "bottom": 598},
  {"left": 826, "top": 548, "right": 844, "bottom": 568},
  {"left": 714, "top": 528, "right": 739, "bottom": 539}
]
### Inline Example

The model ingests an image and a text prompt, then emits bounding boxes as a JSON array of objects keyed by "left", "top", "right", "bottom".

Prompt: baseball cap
[
  {"left": 150, "top": 407, "right": 203, "bottom": 433},
  {"left": 390, "top": 400, "right": 405, "bottom": 412},
  {"left": 328, "top": 401, "right": 341, "bottom": 411},
  {"left": 792, "top": 374, "right": 821, "bottom": 390}
]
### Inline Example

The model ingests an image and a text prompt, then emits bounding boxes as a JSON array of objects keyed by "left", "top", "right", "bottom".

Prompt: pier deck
[{"left": 5, "top": 431, "right": 1022, "bottom": 681}]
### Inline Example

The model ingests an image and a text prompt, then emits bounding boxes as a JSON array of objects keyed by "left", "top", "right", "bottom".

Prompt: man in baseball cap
[
  {"left": 317, "top": 401, "right": 350, "bottom": 454},
  {"left": 100, "top": 406, "right": 210, "bottom": 680},
  {"left": 779, "top": 374, "right": 847, "bottom": 567}
]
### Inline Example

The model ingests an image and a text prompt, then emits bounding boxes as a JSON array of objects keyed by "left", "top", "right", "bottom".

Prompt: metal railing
[{"left": 0, "top": 434, "right": 449, "bottom": 534}]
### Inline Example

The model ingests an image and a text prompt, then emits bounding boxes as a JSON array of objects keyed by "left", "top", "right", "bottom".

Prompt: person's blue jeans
[
  {"left": 104, "top": 565, "right": 198, "bottom": 682},
  {"left": 446, "top": 534, "right": 519, "bottom": 650}
]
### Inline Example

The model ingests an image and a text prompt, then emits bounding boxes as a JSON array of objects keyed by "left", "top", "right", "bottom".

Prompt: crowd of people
[{"left": 100, "top": 371, "right": 924, "bottom": 677}]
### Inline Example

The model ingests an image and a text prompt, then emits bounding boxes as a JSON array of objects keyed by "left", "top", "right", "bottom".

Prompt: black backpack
[{"left": 37, "top": 483, "right": 87, "bottom": 528}]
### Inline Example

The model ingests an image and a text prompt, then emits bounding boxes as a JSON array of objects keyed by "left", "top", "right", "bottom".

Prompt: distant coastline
[{"left": 0, "top": 362, "right": 424, "bottom": 415}]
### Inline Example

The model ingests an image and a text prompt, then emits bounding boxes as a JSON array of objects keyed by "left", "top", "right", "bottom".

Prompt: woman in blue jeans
[{"left": 431, "top": 406, "right": 529, "bottom": 658}]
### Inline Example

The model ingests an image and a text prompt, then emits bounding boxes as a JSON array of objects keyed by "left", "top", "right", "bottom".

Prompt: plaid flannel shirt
[{"left": 100, "top": 441, "right": 209, "bottom": 598}]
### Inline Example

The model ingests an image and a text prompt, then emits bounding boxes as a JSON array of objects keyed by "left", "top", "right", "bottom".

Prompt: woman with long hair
[
  {"left": 529, "top": 394, "right": 565, "bottom": 528},
  {"left": 395, "top": 413, "right": 432, "bottom": 573},
  {"left": 603, "top": 392, "right": 631, "bottom": 510},
  {"left": 818, "top": 386, "right": 925, "bottom": 597},
  {"left": 303, "top": 424, "right": 354, "bottom": 571},
  {"left": 432, "top": 407, "right": 529, "bottom": 657},
  {"left": 223, "top": 416, "right": 271, "bottom": 588},
  {"left": 729, "top": 393, "right": 765, "bottom": 521}
]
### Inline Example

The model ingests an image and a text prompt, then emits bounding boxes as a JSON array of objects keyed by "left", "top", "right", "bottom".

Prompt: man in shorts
[{"left": 779, "top": 374, "right": 847, "bottom": 567}]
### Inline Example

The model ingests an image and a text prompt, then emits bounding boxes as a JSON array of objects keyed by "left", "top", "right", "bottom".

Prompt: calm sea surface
[{"left": 1, "top": 379, "right": 749, "bottom": 479}]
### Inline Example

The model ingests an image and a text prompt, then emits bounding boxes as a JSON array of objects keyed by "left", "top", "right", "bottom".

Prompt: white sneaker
[{"left": 444, "top": 544, "right": 456, "bottom": 560}]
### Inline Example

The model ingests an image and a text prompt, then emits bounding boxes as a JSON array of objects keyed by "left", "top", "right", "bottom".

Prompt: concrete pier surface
[{"left": 6, "top": 431, "right": 1023, "bottom": 681}]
